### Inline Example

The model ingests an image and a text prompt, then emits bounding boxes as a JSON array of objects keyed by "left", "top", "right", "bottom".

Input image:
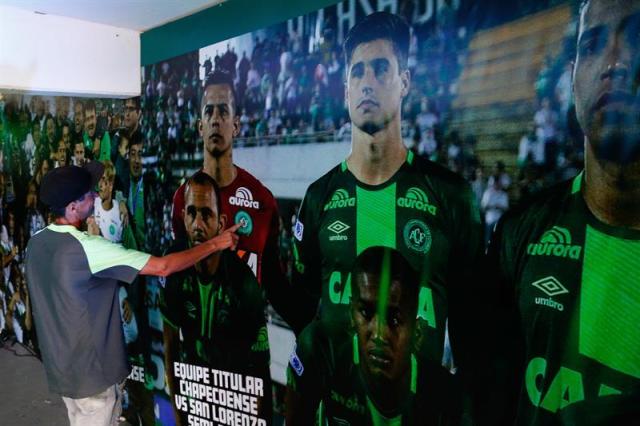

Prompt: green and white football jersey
[
  {"left": 292, "top": 151, "right": 482, "bottom": 368},
  {"left": 488, "top": 172, "right": 640, "bottom": 425}
]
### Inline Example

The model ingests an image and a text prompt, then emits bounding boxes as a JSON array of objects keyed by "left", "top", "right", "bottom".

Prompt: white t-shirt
[
  {"left": 94, "top": 197, "right": 123, "bottom": 243},
  {"left": 534, "top": 107, "right": 558, "bottom": 141},
  {"left": 481, "top": 187, "right": 509, "bottom": 225},
  {"left": 518, "top": 135, "right": 545, "bottom": 166}
]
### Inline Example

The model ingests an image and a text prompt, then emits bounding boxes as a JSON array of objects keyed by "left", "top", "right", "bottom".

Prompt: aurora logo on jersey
[
  {"left": 404, "top": 219, "right": 432, "bottom": 253},
  {"left": 229, "top": 186, "right": 260, "bottom": 209},
  {"left": 324, "top": 189, "right": 356, "bottom": 211},
  {"left": 527, "top": 226, "right": 582, "bottom": 259},
  {"left": 397, "top": 187, "right": 437, "bottom": 216}
]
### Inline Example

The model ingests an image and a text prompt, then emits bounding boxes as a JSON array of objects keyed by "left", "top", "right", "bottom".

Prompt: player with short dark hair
[
  {"left": 485, "top": 1, "right": 640, "bottom": 425},
  {"left": 343, "top": 10, "right": 410, "bottom": 73},
  {"left": 171, "top": 69, "right": 292, "bottom": 323},
  {"left": 290, "top": 11, "right": 482, "bottom": 388},
  {"left": 287, "top": 247, "right": 461, "bottom": 425}
]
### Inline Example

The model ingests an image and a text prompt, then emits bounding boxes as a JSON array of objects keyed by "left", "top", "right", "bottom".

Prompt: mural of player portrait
[
  {"left": 161, "top": 171, "right": 272, "bottom": 426},
  {"left": 286, "top": 246, "right": 461, "bottom": 426}
]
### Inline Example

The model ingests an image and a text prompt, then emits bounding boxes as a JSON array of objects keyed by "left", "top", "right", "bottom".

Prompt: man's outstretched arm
[{"left": 141, "top": 223, "right": 240, "bottom": 277}]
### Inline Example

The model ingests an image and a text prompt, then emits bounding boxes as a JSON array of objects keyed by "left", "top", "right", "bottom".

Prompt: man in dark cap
[{"left": 25, "top": 163, "right": 240, "bottom": 426}]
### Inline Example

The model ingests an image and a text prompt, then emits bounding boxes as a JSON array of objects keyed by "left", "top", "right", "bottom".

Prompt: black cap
[{"left": 40, "top": 161, "right": 104, "bottom": 209}]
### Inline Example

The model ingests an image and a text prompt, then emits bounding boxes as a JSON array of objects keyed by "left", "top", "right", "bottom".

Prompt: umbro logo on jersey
[
  {"left": 532, "top": 276, "right": 569, "bottom": 296},
  {"left": 324, "top": 189, "right": 356, "bottom": 211},
  {"left": 228, "top": 187, "right": 260, "bottom": 209},
  {"left": 527, "top": 226, "right": 582, "bottom": 260},
  {"left": 532, "top": 276, "right": 568, "bottom": 311},
  {"left": 397, "top": 187, "right": 437, "bottom": 216},
  {"left": 327, "top": 220, "right": 350, "bottom": 241}
]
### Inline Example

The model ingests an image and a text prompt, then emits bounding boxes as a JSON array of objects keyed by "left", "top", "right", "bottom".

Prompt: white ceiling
[{"left": 0, "top": 0, "right": 225, "bottom": 32}]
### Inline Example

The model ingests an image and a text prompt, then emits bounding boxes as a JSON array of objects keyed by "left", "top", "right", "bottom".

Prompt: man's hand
[
  {"left": 141, "top": 223, "right": 242, "bottom": 277},
  {"left": 211, "top": 223, "right": 241, "bottom": 251}
]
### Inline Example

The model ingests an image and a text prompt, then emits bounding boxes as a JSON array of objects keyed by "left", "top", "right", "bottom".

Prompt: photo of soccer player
[
  {"left": 162, "top": 171, "right": 272, "bottom": 426},
  {"left": 290, "top": 11, "right": 482, "bottom": 382},
  {"left": 485, "top": 1, "right": 640, "bottom": 425},
  {"left": 287, "top": 246, "right": 461, "bottom": 425},
  {"left": 170, "top": 68, "right": 293, "bottom": 328}
]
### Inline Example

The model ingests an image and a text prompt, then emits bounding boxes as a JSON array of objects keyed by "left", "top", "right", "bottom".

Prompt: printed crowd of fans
[
  {"left": 140, "top": 10, "right": 469, "bottom": 153},
  {"left": 0, "top": 94, "right": 145, "bottom": 349},
  {"left": 138, "top": 12, "right": 474, "bottom": 253},
  {"left": 138, "top": 10, "right": 585, "bottom": 257}
]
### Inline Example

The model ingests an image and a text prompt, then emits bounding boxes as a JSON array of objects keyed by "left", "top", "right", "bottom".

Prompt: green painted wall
[{"left": 141, "top": 0, "right": 341, "bottom": 66}]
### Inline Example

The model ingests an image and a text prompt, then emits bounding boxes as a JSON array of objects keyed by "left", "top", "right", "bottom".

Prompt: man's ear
[
  {"left": 232, "top": 114, "right": 240, "bottom": 137},
  {"left": 400, "top": 68, "right": 411, "bottom": 98},
  {"left": 65, "top": 203, "right": 77, "bottom": 221},
  {"left": 198, "top": 118, "right": 203, "bottom": 138},
  {"left": 219, "top": 213, "right": 227, "bottom": 231}
]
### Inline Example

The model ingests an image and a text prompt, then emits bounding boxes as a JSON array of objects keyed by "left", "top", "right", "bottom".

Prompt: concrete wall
[{"left": 0, "top": 5, "right": 140, "bottom": 98}]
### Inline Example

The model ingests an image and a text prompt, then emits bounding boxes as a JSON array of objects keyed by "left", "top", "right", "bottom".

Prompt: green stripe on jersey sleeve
[
  {"left": 580, "top": 225, "right": 640, "bottom": 379},
  {"left": 67, "top": 227, "right": 151, "bottom": 274},
  {"left": 356, "top": 184, "right": 397, "bottom": 254}
]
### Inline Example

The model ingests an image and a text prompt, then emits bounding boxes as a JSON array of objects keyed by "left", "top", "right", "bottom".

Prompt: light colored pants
[{"left": 61, "top": 383, "right": 123, "bottom": 426}]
